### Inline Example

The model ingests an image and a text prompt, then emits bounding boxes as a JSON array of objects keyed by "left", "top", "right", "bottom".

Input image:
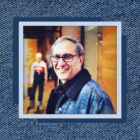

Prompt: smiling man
[{"left": 46, "top": 36, "right": 115, "bottom": 114}]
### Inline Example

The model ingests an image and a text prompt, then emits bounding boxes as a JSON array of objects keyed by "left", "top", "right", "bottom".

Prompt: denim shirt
[{"left": 55, "top": 79, "right": 115, "bottom": 114}]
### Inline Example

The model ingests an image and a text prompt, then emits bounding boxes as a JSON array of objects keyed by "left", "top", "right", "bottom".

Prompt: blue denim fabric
[
  {"left": 55, "top": 79, "right": 115, "bottom": 114},
  {"left": 0, "top": 0, "right": 140, "bottom": 139}
]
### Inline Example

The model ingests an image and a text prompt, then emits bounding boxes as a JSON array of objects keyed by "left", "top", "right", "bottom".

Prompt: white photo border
[{"left": 19, "top": 22, "right": 122, "bottom": 119}]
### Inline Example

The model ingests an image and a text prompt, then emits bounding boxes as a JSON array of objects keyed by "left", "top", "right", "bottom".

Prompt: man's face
[{"left": 52, "top": 40, "right": 84, "bottom": 84}]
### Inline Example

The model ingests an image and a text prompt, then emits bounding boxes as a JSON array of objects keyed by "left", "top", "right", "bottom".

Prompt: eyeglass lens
[{"left": 51, "top": 54, "right": 75, "bottom": 62}]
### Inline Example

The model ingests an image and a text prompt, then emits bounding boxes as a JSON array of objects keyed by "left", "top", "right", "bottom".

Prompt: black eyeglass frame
[{"left": 50, "top": 54, "right": 81, "bottom": 62}]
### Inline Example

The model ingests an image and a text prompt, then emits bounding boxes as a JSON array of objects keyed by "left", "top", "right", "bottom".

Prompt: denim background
[{"left": 0, "top": 0, "right": 140, "bottom": 139}]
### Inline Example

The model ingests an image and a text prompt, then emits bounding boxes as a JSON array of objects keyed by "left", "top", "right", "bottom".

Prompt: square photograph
[{"left": 18, "top": 22, "right": 121, "bottom": 119}]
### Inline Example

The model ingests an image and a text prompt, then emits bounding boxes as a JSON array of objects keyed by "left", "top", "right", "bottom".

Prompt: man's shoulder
[
  {"left": 82, "top": 79, "right": 103, "bottom": 92},
  {"left": 81, "top": 79, "right": 110, "bottom": 100},
  {"left": 79, "top": 79, "right": 115, "bottom": 114}
]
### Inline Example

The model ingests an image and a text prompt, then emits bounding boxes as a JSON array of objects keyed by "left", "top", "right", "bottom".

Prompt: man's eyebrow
[
  {"left": 53, "top": 53, "right": 59, "bottom": 55},
  {"left": 63, "top": 53, "right": 72, "bottom": 55},
  {"left": 53, "top": 54, "right": 60, "bottom": 56},
  {"left": 53, "top": 53, "right": 72, "bottom": 56}
]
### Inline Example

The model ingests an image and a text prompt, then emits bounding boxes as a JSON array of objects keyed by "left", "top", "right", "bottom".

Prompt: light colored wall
[{"left": 84, "top": 27, "right": 98, "bottom": 81}]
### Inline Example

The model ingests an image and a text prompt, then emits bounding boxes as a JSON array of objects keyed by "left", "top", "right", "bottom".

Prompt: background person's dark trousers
[{"left": 28, "top": 79, "right": 44, "bottom": 113}]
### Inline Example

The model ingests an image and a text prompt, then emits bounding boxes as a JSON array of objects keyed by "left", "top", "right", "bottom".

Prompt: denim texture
[
  {"left": 0, "top": 0, "right": 140, "bottom": 139},
  {"left": 55, "top": 79, "right": 115, "bottom": 114}
]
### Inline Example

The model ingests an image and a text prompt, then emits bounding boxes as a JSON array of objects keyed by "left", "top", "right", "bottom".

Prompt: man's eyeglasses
[{"left": 50, "top": 54, "right": 80, "bottom": 62}]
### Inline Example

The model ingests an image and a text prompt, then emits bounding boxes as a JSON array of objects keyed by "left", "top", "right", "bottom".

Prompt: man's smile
[{"left": 56, "top": 68, "right": 69, "bottom": 72}]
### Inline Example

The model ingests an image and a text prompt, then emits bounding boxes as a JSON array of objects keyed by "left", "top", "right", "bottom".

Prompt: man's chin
[
  {"left": 56, "top": 70, "right": 69, "bottom": 76},
  {"left": 57, "top": 75, "right": 69, "bottom": 82},
  {"left": 58, "top": 76, "right": 68, "bottom": 80}
]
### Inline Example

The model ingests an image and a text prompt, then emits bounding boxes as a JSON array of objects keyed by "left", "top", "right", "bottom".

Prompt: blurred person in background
[
  {"left": 27, "top": 52, "right": 47, "bottom": 113},
  {"left": 46, "top": 51, "right": 53, "bottom": 80}
]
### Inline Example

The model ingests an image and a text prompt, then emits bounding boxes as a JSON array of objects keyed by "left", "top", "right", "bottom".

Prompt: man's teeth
[{"left": 58, "top": 68, "right": 68, "bottom": 70}]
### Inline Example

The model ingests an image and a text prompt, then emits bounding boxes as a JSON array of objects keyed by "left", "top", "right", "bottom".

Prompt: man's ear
[{"left": 79, "top": 55, "right": 84, "bottom": 65}]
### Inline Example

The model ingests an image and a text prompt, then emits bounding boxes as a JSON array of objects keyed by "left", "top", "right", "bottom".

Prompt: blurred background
[{"left": 23, "top": 26, "right": 117, "bottom": 114}]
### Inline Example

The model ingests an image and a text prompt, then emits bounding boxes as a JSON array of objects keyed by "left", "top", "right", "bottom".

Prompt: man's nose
[{"left": 57, "top": 58, "right": 66, "bottom": 66}]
